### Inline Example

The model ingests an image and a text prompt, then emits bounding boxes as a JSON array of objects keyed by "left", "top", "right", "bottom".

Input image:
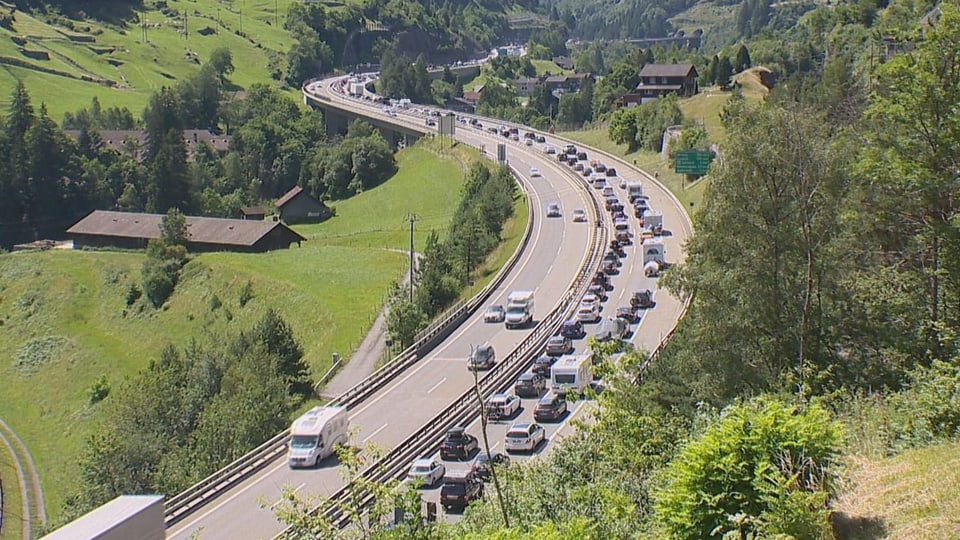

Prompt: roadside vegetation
[{"left": 277, "top": 3, "right": 960, "bottom": 538}]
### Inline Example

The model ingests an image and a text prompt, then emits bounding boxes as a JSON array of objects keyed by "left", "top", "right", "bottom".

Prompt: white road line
[
  {"left": 427, "top": 377, "right": 447, "bottom": 394},
  {"left": 362, "top": 422, "right": 389, "bottom": 444},
  {"left": 269, "top": 482, "right": 306, "bottom": 509}
]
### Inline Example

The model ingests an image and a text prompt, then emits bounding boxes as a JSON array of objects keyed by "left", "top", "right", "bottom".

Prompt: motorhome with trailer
[{"left": 287, "top": 405, "right": 349, "bottom": 468}]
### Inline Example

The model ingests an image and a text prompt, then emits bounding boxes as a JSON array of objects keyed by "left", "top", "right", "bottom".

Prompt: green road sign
[{"left": 675, "top": 150, "right": 712, "bottom": 175}]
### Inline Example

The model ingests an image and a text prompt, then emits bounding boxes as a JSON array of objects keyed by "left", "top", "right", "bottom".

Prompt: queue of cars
[{"left": 398, "top": 117, "right": 667, "bottom": 514}]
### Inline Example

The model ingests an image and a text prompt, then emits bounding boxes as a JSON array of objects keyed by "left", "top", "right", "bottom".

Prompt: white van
[{"left": 287, "top": 406, "right": 349, "bottom": 468}]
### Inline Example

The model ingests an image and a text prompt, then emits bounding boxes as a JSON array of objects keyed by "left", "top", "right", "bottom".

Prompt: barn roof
[
  {"left": 66, "top": 210, "right": 305, "bottom": 247},
  {"left": 276, "top": 186, "right": 306, "bottom": 208},
  {"left": 638, "top": 63, "right": 696, "bottom": 77}
]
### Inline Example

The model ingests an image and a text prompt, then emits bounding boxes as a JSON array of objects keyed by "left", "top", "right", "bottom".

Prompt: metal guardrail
[
  {"left": 163, "top": 96, "right": 539, "bottom": 528},
  {"left": 276, "top": 167, "right": 608, "bottom": 537}
]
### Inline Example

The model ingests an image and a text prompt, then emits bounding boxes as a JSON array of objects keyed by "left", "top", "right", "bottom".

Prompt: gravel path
[{"left": 0, "top": 417, "right": 46, "bottom": 540}]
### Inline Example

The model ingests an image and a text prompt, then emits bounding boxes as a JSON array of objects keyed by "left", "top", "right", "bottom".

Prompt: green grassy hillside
[
  {"left": 0, "top": 142, "right": 469, "bottom": 522},
  {"left": 0, "top": 0, "right": 299, "bottom": 119}
]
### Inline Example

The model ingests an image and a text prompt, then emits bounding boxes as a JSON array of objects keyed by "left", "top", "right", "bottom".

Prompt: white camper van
[
  {"left": 550, "top": 353, "right": 594, "bottom": 395},
  {"left": 287, "top": 406, "right": 349, "bottom": 468}
]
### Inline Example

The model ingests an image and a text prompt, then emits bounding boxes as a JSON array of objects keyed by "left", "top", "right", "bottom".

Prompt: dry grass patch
[{"left": 832, "top": 442, "right": 960, "bottom": 539}]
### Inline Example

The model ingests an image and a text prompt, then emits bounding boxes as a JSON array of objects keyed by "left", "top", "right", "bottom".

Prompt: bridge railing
[{"left": 163, "top": 97, "right": 538, "bottom": 528}]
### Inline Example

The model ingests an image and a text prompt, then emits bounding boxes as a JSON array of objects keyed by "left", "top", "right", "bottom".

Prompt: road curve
[
  {"left": 168, "top": 79, "right": 600, "bottom": 540},
  {"left": 168, "top": 75, "right": 692, "bottom": 538}
]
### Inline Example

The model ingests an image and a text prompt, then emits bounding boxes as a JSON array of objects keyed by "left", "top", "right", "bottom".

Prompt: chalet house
[
  {"left": 63, "top": 130, "right": 232, "bottom": 162},
  {"left": 543, "top": 73, "right": 594, "bottom": 94},
  {"left": 276, "top": 186, "right": 332, "bottom": 224},
  {"left": 622, "top": 64, "right": 699, "bottom": 105},
  {"left": 239, "top": 206, "right": 266, "bottom": 220},
  {"left": 66, "top": 210, "right": 306, "bottom": 253},
  {"left": 515, "top": 77, "right": 541, "bottom": 96}
]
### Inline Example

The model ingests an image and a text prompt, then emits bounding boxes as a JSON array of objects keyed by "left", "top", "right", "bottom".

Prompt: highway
[{"left": 167, "top": 75, "right": 691, "bottom": 539}]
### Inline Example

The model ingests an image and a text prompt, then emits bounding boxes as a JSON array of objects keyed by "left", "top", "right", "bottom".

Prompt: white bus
[{"left": 287, "top": 406, "right": 349, "bottom": 468}]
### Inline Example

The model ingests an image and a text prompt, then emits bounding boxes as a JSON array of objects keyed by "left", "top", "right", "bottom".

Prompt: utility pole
[{"left": 408, "top": 213, "right": 418, "bottom": 302}]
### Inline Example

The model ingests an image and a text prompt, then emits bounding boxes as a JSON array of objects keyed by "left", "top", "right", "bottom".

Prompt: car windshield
[
  {"left": 554, "top": 374, "right": 576, "bottom": 384},
  {"left": 412, "top": 465, "right": 432, "bottom": 473},
  {"left": 506, "top": 430, "right": 527, "bottom": 438},
  {"left": 506, "top": 305, "right": 526, "bottom": 314},
  {"left": 290, "top": 435, "right": 319, "bottom": 449}
]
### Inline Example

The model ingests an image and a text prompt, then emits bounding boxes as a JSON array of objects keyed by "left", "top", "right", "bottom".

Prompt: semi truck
[
  {"left": 550, "top": 352, "right": 594, "bottom": 395},
  {"left": 287, "top": 405, "right": 349, "bottom": 468},
  {"left": 504, "top": 290, "right": 535, "bottom": 329}
]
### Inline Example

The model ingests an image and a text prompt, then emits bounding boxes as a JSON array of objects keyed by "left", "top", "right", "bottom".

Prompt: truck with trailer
[
  {"left": 504, "top": 290, "right": 535, "bottom": 329},
  {"left": 550, "top": 352, "right": 594, "bottom": 395},
  {"left": 287, "top": 405, "right": 349, "bottom": 468},
  {"left": 642, "top": 241, "right": 666, "bottom": 277}
]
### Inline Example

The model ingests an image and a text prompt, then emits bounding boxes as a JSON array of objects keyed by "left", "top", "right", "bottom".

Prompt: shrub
[
  {"left": 238, "top": 280, "right": 254, "bottom": 308},
  {"left": 141, "top": 258, "right": 177, "bottom": 308},
  {"left": 88, "top": 376, "right": 110, "bottom": 404},
  {"left": 655, "top": 397, "right": 841, "bottom": 540}
]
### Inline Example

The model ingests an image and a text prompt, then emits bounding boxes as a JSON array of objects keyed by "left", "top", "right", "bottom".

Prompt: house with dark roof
[
  {"left": 552, "top": 56, "right": 575, "bottom": 70},
  {"left": 66, "top": 210, "right": 306, "bottom": 253},
  {"left": 63, "top": 130, "right": 232, "bottom": 162},
  {"left": 276, "top": 186, "right": 331, "bottom": 224},
  {"left": 629, "top": 64, "right": 699, "bottom": 102},
  {"left": 542, "top": 73, "right": 594, "bottom": 95},
  {"left": 239, "top": 206, "right": 266, "bottom": 220}
]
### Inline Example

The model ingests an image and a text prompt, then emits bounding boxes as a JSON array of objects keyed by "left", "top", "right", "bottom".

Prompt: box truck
[
  {"left": 550, "top": 353, "right": 594, "bottom": 395},
  {"left": 504, "top": 290, "right": 535, "bottom": 329},
  {"left": 626, "top": 181, "right": 644, "bottom": 203},
  {"left": 287, "top": 405, "right": 349, "bottom": 468}
]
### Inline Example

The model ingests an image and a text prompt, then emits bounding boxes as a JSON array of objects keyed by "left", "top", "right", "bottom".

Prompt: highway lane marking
[
  {"left": 268, "top": 483, "right": 306, "bottom": 509},
  {"left": 182, "top": 94, "right": 618, "bottom": 536},
  {"left": 171, "top": 458, "right": 292, "bottom": 538},
  {"left": 362, "top": 422, "right": 389, "bottom": 444},
  {"left": 427, "top": 377, "right": 447, "bottom": 394}
]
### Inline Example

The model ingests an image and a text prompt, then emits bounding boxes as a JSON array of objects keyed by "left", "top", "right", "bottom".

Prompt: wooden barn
[
  {"left": 66, "top": 211, "right": 306, "bottom": 253},
  {"left": 275, "top": 186, "right": 332, "bottom": 224}
]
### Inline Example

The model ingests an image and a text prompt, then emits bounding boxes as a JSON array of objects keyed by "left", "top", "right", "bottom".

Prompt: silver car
[{"left": 505, "top": 422, "right": 545, "bottom": 453}]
